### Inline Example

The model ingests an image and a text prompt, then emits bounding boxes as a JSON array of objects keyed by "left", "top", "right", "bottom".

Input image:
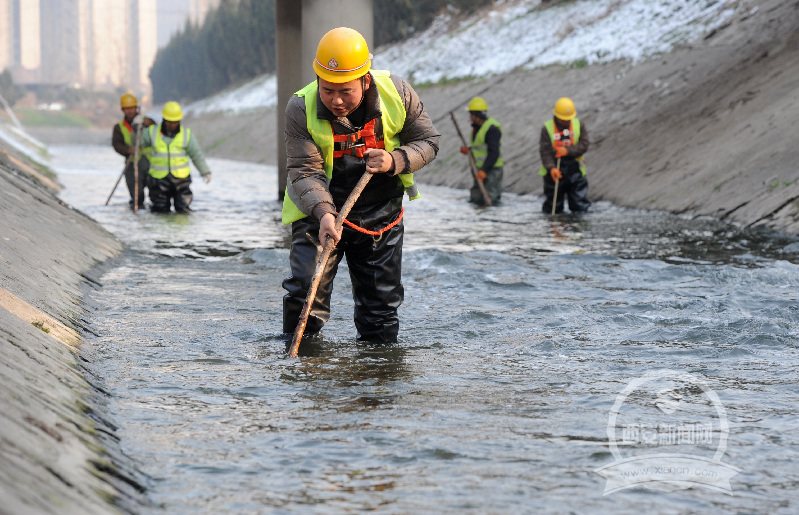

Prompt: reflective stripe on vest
[
  {"left": 538, "top": 117, "right": 585, "bottom": 177},
  {"left": 119, "top": 120, "right": 153, "bottom": 163},
  {"left": 148, "top": 125, "right": 192, "bottom": 179},
  {"left": 281, "top": 70, "right": 419, "bottom": 225},
  {"left": 470, "top": 116, "right": 503, "bottom": 169}
]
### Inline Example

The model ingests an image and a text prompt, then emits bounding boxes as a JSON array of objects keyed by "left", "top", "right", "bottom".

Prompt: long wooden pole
[
  {"left": 133, "top": 122, "right": 143, "bottom": 214},
  {"left": 551, "top": 157, "right": 561, "bottom": 216},
  {"left": 288, "top": 171, "right": 374, "bottom": 358},
  {"left": 105, "top": 170, "right": 125, "bottom": 205},
  {"left": 450, "top": 112, "right": 492, "bottom": 206}
]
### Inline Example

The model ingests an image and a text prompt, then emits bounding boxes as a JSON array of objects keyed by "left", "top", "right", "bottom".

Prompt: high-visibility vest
[
  {"left": 118, "top": 120, "right": 153, "bottom": 164},
  {"left": 470, "top": 117, "right": 503, "bottom": 169},
  {"left": 148, "top": 125, "right": 192, "bottom": 179},
  {"left": 281, "top": 70, "right": 420, "bottom": 225},
  {"left": 538, "top": 117, "right": 586, "bottom": 177}
]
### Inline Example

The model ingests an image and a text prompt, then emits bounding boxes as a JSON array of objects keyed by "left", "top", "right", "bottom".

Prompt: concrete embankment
[{"left": 0, "top": 135, "right": 141, "bottom": 512}]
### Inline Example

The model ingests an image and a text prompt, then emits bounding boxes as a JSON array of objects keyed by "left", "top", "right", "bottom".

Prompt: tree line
[{"left": 150, "top": 0, "right": 492, "bottom": 103}]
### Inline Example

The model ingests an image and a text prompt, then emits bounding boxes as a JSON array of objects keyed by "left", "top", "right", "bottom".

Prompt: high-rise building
[{"left": 2, "top": 0, "right": 209, "bottom": 94}]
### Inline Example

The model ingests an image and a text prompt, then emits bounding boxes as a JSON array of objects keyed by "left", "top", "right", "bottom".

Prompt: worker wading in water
[
  {"left": 539, "top": 97, "right": 591, "bottom": 213},
  {"left": 281, "top": 27, "right": 440, "bottom": 343},
  {"left": 139, "top": 101, "right": 212, "bottom": 213},
  {"left": 460, "top": 96, "right": 503, "bottom": 205},
  {"left": 112, "top": 93, "right": 155, "bottom": 209}
]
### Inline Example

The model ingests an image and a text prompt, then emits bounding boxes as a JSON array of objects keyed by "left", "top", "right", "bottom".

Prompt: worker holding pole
[
  {"left": 111, "top": 93, "right": 154, "bottom": 209},
  {"left": 459, "top": 97, "right": 504, "bottom": 206},
  {"left": 539, "top": 97, "right": 591, "bottom": 214},
  {"left": 281, "top": 26, "right": 439, "bottom": 346}
]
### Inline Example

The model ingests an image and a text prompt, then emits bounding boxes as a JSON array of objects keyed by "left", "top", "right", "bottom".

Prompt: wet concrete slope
[{"left": 0, "top": 144, "right": 137, "bottom": 513}]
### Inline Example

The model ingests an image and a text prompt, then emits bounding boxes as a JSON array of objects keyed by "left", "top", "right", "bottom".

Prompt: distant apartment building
[{"left": 0, "top": 0, "right": 219, "bottom": 94}]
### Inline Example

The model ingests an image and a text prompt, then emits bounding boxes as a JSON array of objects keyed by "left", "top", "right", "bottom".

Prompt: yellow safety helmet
[
  {"left": 120, "top": 93, "right": 138, "bottom": 108},
  {"left": 553, "top": 97, "right": 576, "bottom": 120},
  {"left": 162, "top": 101, "right": 183, "bottom": 122},
  {"left": 313, "top": 27, "right": 372, "bottom": 83},
  {"left": 467, "top": 97, "right": 488, "bottom": 112}
]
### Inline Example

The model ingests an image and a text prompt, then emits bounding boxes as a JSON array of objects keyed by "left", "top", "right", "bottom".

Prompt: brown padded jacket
[
  {"left": 539, "top": 117, "right": 590, "bottom": 173},
  {"left": 284, "top": 72, "right": 440, "bottom": 221}
]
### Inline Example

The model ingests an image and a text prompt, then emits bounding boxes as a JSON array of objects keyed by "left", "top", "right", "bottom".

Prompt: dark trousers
[
  {"left": 147, "top": 174, "right": 193, "bottom": 213},
  {"left": 542, "top": 162, "right": 591, "bottom": 214},
  {"left": 124, "top": 157, "right": 149, "bottom": 206},
  {"left": 282, "top": 204, "right": 405, "bottom": 343},
  {"left": 469, "top": 165, "right": 503, "bottom": 205}
]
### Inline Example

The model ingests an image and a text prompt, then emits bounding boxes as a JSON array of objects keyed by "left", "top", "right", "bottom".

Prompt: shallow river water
[{"left": 53, "top": 144, "right": 799, "bottom": 514}]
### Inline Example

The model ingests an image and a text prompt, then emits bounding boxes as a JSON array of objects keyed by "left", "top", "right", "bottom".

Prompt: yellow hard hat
[
  {"left": 312, "top": 27, "right": 372, "bottom": 83},
  {"left": 120, "top": 93, "right": 138, "bottom": 108},
  {"left": 162, "top": 101, "right": 183, "bottom": 122},
  {"left": 553, "top": 97, "right": 576, "bottom": 120},
  {"left": 467, "top": 97, "right": 488, "bottom": 111}
]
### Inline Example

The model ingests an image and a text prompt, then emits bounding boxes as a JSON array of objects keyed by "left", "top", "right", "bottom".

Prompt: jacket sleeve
[
  {"left": 185, "top": 133, "right": 212, "bottom": 176},
  {"left": 571, "top": 122, "right": 589, "bottom": 157},
  {"left": 389, "top": 75, "right": 440, "bottom": 175},
  {"left": 539, "top": 125, "right": 556, "bottom": 171},
  {"left": 284, "top": 94, "right": 336, "bottom": 219},
  {"left": 111, "top": 124, "right": 130, "bottom": 158},
  {"left": 481, "top": 125, "right": 501, "bottom": 172}
]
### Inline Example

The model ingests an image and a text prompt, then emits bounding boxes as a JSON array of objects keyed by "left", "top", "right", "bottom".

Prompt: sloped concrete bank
[
  {"left": 188, "top": 0, "right": 799, "bottom": 235},
  {"left": 0, "top": 145, "right": 145, "bottom": 513}
]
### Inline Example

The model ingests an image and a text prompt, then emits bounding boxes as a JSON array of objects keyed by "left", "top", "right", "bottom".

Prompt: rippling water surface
[{"left": 54, "top": 144, "right": 799, "bottom": 514}]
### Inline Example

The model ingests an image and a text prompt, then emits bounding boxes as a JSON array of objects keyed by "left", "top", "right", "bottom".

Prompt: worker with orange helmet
[
  {"left": 112, "top": 93, "right": 155, "bottom": 209},
  {"left": 459, "top": 96, "right": 504, "bottom": 205},
  {"left": 538, "top": 97, "right": 592, "bottom": 213},
  {"left": 138, "top": 101, "right": 213, "bottom": 213},
  {"left": 281, "top": 26, "right": 440, "bottom": 344},
  {"left": 538, "top": 97, "right": 591, "bottom": 214}
]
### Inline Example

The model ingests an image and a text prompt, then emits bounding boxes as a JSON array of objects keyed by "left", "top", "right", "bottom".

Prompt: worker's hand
[
  {"left": 476, "top": 169, "right": 487, "bottom": 181},
  {"left": 460, "top": 146, "right": 469, "bottom": 155},
  {"left": 550, "top": 168, "right": 562, "bottom": 181},
  {"left": 202, "top": 174, "right": 212, "bottom": 184},
  {"left": 126, "top": 145, "right": 136, "bottom": 156},
  {"left": 318, "top": 212, "right": 342, "bottom": 245},
  {"left": 555, "top": 146, "right": 569, "bottom": 158},
  {"left": 363, "top": 148, "right": 394, "bottom": 174}
]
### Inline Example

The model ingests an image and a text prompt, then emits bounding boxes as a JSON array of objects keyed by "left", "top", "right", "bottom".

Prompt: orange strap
[
  {"left": 553, "top": 120, "right": 574, "bottom": 149},
  {"left": 340, "top": 207, "right": 404, "bottom": 241},
  {"left": 332, "top": 119, "right": 385, "bottom": 158}
]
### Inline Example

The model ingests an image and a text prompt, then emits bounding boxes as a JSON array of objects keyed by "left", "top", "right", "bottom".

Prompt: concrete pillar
[{"left": 275, "top": 0, "right": 373, "bottom": 200}]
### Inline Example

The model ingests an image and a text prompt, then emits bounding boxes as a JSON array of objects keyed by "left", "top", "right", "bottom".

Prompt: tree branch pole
[
  {"left": 288, "top": 171, "right": 374, "bottom": 358},
  {"left": 450, "top": 112, "right": 492, "bottom": 206},
  {"left": 133, "top": 122, "right": 143, "bottom": 214},
  {"left": 551, "top": 157, "right": 560, "bottom": 216}
]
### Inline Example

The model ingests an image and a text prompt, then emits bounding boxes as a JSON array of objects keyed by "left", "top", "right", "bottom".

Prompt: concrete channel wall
[{"left": 0, "top": 135, "right": 139, "bottom": 513}]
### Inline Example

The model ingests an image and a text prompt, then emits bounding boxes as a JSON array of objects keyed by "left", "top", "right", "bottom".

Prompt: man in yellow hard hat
[
  {"left": 281, "top": 26, "right": 440, "bottom": 344},
  {"left": 460, "top": 96, "right": 504, "bottom": 205},
  {"left": 138, "top": 101, "right": 212, "bottom": 213},
  {"left": 538, "top": 97, "right": 591, "bottom": 213},
  {"left": 112, "top": 93, "right": 155, "bottom": 209}
]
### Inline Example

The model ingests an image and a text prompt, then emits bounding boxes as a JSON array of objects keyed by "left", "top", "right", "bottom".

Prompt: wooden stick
[
  {"left": 105, "top": 170, "right": 125, "bottom": 205},
  {"left": 133, "top": 122, "right": 143, "bottom": 214},
  {"left": 450, "top": 112, "right": 492, "bottom": 206},
  {"left": 551, "top": 157, "right": 561, "bottom": 216},
  {"left": 288, "top": 171, "right": 374, "bottom": 358}
]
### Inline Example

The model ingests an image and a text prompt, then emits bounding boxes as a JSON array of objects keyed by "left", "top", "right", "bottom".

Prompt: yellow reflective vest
[
  {"left": 470, "top": 116, "right": 503, "bottom": 169},
  {"left": 538, "top": 117, "right": 586, "bottom": 177},
  {"left": 148, "top": 125, "right": 192, "bottom": 179},
  {"left": 119, "top": 120, "right": 152, "bottom": 164},
  {"left": 281, "top": 70, "right": 419, "bottom": 225}
]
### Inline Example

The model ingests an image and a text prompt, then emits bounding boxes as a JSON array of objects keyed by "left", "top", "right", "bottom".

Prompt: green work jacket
[
  {"left": 538, "top": 117, "right": 586, "bottom": 176},
  {"left": 148, "top": 125, "right": 192, "bottom": 179},
  {"left": 471, "top": 117, "right": 503, "bottom": 169},
  {"left": 281, "top": 70, "right": 419, "bottom": 225},
  {"left": 119, "top": 120, "right": 152, "bottom": 164}
]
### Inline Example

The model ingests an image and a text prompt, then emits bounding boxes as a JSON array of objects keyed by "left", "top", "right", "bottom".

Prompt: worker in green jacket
[
  {"left": 460, "top": 96, "right": 503, "bottom": 205},
  {"left": 281, "top": 27, "right": 439, "bottom": 344},
  {"left": 539, "top": 97, "right": 591, "bottom": 213},
  {"left": 139, "top": 101, "right": 212, "bottom": 213}
]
